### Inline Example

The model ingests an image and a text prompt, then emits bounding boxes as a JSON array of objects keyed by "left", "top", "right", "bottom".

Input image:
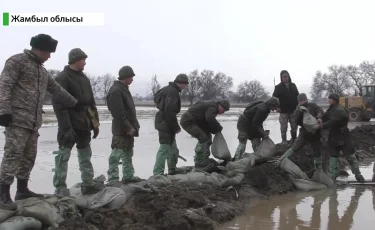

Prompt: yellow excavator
[{"left": 339, "top": 85, "right": 375, "bottom": 122}]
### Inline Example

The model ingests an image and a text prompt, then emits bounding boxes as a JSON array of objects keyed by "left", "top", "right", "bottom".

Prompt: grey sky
[{"left": 1, "top": 0, "right": 375, "bottom": 97}]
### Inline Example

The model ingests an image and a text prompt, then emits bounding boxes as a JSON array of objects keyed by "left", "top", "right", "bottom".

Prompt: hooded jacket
[{"left": 272, "top": 70, "right": 299, "bottom": 113}]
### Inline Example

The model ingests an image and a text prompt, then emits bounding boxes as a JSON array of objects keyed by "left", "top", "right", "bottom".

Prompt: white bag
[{"left": 299, "top": 106, "right": 318, "bottom": 133}]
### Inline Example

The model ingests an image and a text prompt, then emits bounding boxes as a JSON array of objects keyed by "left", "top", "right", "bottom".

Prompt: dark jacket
[
  {"left": 322, "top": 104, "right": 350, "bottom": 146},
  {"left": 52, "top": 66, "right": 97, "bottom": 131},
  {"left": 294, "top": 102, "right": 324, "bottom": 140},
  {"left": 237, "top": 101, "right": 269, "bottom": 139},
  {"left": 183, "top": 101, "right": 222, "bottom": 134},
  {"left": 155, "top": 82, "right": 181, "bottom": 133},
  {"left": 106, "top": 81, "right": 140, "bottom": 136},
  {"left": 272, "top": 71, "right": 299, "bottom": 113}
]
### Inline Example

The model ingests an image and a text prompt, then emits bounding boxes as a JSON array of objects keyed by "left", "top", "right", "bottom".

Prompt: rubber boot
[
  {"left": 281, "top": 133, "right": 287, "bottom": 145},
  {"left": 0, "top": 184, "right": 17, "bottom": 211},
  {"left": 167, "top": 140, "right": 179, "bottom": 175},
  {"left": 314, "top": 156, "right": 322, "bottom": 171},
  {"left": 107, "top": 148, "right": 124, "bottom": 185},
  {"left": 194, "top": 141, "right": 207, "bottom": 165},
  {"left": 234, "top": 143, "right": 246, "bottom": 161},
  {"left": 53, "top": 147, "right": 72, "bottom": 197},
  {"left": 153, "top": 144, "right": 171, "bottom": 175},
  {"left": 329, "top": 157, "right": 339, "bottom": 181},
  {"left": 14, "top": 179, "right": 43, "bottom": 201},
  {"left": 345, "top": 154, "right": 365, "bottom": 183},
  {"left": 122, "top": 149, "right": 142, "bottom": 184},
  {"left": 78, "top": 147, "right": 106, "bottom": 195}
]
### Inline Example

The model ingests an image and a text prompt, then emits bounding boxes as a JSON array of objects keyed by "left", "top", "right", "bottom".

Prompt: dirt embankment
[{"left": 57, "top": 125, "right": 375, "bottom": 230}]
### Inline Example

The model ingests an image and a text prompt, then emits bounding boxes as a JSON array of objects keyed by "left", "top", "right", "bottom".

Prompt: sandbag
[
  {"left": 121, "top": 182, "right": 157, "bottom": 197},
  {"left": 0, "top": 216, "right": 42, "bottom": 230},
  {"left": 147, "top": 175, "right": 172, "bottom": 187},
  {"left": 0, "top": 209, "right": 16, "bottom": 223},
  {"left": 280, "top": 158, "right": 309, "bottom": 180},
  {"left": 252, "top": 138, "right": 276, "bottom": 163},
  {"left": 291, "top": 178, "right": 327, "bottom": 192},
  {"left": 15, "top": 197, "right": 62, "bottom": 228},
  {"left": 221, "top": 173, "right": 245, "bottom": 187},
  {"left": 166, "top": 172, "right": 226, "bottom": 187},
  {"left": 70, "top": 185, "right": 126, "bottom": 210},
  {"left": 220, "top": 157, "right": 252, "bottom": 177},
  {"left": 211, "top": 133, "right": 232, "bottom": 161},
  {"left": 311, "top": 169, "right": 335, "bottom": 188},
  {"left": 299, "top": 106, "right": 318, "bottom": 133}
]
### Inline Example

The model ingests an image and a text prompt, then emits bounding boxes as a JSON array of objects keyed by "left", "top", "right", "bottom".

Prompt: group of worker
[{"left": 0, "top": 33, "right": 371, "bottom": 212}]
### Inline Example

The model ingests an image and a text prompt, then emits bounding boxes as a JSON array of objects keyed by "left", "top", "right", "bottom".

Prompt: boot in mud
[
  {"left": 345, "top": 154, "right": 365, "bottom": 183},
  {"left": 81, "top": 183, "right": 106, "bottom": 195},
  {"left": 0, "top": 184, "right": 17, "bottom": 211},
  {"left": 234, "top": 143, "right": 246, "bottom": 161},
  {"left": 281, "top": 132, "right": 287, "bottom": 145},
  {"left": 314, "top": 157, "right": 323, "bottom": 171},
  {"left": 329, "top": 157, "right": 339, "bottom": 181},
  {"left": 54, "top": 187, "right": 71, "bottom": 197},
  {"left": 14, "top": 179, "right": 44, "bottom": 201}
]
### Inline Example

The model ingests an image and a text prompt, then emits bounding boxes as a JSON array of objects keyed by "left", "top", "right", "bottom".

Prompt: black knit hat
[
  {"left": 174, "top": 74, "right": 189, "bottom": 84},
  {"left": 30, "top": 34, "right": 58, "bottom": 53},
  {"left": 328, "top": 93, "right": 340, "bottom": 102}
]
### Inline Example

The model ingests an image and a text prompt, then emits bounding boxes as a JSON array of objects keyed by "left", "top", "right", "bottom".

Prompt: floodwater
[{"left": 1, "top": 106, "right": 375, "bottom": 230}]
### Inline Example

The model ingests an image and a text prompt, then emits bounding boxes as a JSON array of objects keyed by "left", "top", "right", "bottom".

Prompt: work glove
[
  {"left": 93, "top": 127, "right": 99, "bottom": 139},
  {"left": 0, "top": 114, "right": 12, "bottom": 127}
]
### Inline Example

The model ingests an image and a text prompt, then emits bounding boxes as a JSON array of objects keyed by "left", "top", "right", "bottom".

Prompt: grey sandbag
[
  {"left": 221, "top": 173, "right": 245, "bottom": 187},
  {"left": 221, "top": 158, "right": 252, "bottom": 177},
  {"left": 70, "top": 185, "right": 126, "bottom": 210},
  {"left": 0, "top": 216, "right": 42, "bottom": 230},
  {"left": 251, "top": 138, "right": 277, "bottom": 165},
  {"left": 167, "top": 172, "right": 225, "bottom": 187},
  {"left": 121, "top": 182, "right": 157, "bottom": 198},
  {"left": 147, "top": 175, "right": 172, "bottom": 187},
  {"left": 15, "top": 197, "right": 62, "bottom": 228},
  {"left": 0, "top": 209, "right": 16, "bottom": 223},
  {"left": 280, "top": 158, "right": 309, "bottom": 180},
  {"left": 211, "top": 133, "right": 232, "bottom": 161},
  {"left": 311, "top": 169, "right": 335, "bottom": 188},
  {"left": 291, "top": 178, "right": 327, "bottom": 192},
  {"left": 299, "top": 105, "right": 318, "bottom": 133}
]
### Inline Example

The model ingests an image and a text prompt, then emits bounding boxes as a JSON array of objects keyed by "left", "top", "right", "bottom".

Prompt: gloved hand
[
  {"left": 127, "top": 128, "right": 136, "bottom": 136},
  {"left": 93, "top": 127, "right": 99, "bottom": 139},
  {"left": 0, "top": 114, "right": 12, "bottom": 127}
]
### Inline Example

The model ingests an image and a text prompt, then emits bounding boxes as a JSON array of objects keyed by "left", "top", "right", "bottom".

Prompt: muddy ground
[{"left": 57, "top": 125, "right": 375, "bottom": 230}]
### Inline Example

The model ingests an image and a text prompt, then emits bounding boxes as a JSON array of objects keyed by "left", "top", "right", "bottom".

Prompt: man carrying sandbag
[
  {"left": 276, "top": 93, "right": 324, "bottom": 170},
  {"left": 152, "top": 74, "right": 189, "bottom": 175},
  {"left": 313, "top": 93, "right": 365, "bottom": 183},
  {"left": 272, "top": 70, "right": 299, "bottom": 144},
  {"left": 106, "top": 66, "right": 142, "bottom": 186},
  {"left": 52, "top": 48, "right": 105, "bottom": 197},
  {"left": 180, "top": 100, "right": 230, "bottom": 168},
  {"left": 234, "top": 97, "right": 280, "bottom": 160}
]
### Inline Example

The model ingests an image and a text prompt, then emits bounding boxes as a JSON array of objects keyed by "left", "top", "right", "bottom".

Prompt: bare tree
[
  {"left": 359, "top": 61, "right": 375, "bottom": 83},
  {"left": 310, "top": 65, "right": 353, "bottom": 98},
  {"left": 236, "top": 80, "right": 268, "bottom": 103},
  {"left": 198, "top": 70, "right": 233, "bottom": 100},
  {"left": 87, "top": 74, "right": 102, "bottom": 99},
  {"left": 150, "top": 74, "right": 161, "bottom": 97},
  {"left": 99, "top": 73, "right": 116, "bottom": 104},
  {"left": 181, "top": 70, "right": 201, "bottom": 105},
  {"left": 345, "top": 65, "right": 370, "bottom": 96}
]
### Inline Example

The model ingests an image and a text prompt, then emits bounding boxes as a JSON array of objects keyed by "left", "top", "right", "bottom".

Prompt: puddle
[{"left": 220, "top": 163, "right": 375, "bottom": 230}]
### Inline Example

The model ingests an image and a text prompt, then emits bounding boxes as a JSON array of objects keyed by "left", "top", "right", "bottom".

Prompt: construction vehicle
[{"left": 339, "top": 85, "right": 375, "bottom": 122}]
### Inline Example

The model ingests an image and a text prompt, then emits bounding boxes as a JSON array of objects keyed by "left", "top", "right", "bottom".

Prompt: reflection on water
[{"left": 220, "top": 186, "right": 375, "bottom": 230}]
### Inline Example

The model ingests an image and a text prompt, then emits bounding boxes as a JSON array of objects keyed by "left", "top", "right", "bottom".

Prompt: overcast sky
[{"left": 1, "top": 0, "right": 375, "bottom": 97}]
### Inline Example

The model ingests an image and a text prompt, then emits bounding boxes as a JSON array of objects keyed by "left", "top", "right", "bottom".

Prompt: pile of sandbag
[{"left": 280, "top": 158, "right": 335, "bottom": 191}]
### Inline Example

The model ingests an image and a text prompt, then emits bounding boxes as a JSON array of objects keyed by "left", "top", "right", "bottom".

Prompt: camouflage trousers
[
  {"left": 0, "top": 125, "right": 39, "bottom": 185},
  {"left": 279, "top": 113, "right": 297, "bottom": 135}
]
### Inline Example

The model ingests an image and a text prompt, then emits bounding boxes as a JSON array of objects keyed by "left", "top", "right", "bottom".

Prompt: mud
[{"left": 57, "top": 125, "right": 375, "bottom": 230}]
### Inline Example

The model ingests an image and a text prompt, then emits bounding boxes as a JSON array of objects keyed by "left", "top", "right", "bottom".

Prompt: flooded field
[{"left": 1, "top": 106, "right": 374, "bottom": 229}]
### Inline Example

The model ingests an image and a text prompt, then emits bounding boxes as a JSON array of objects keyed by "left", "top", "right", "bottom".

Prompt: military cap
[
  {"left": 68, "top": 48, "right": 87, "bottom": 64},
  {"left": 118, "top": 66, "right": 135, "bottom": 80},
  {"left": 174, "top": 74, "right": 189, "bottom": 84},
  {"left": 217, "top": 100, "right": 230, "bottom": 111}
]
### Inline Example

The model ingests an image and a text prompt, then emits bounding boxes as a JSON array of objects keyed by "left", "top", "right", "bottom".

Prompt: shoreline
[{"left": 57, "top": 124, "right": 375, "bottom": 230}]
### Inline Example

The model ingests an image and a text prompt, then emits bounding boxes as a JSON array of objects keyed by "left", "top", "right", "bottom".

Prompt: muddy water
[{"left": 220, "top": 163, "right": 375, "bottom": 230}]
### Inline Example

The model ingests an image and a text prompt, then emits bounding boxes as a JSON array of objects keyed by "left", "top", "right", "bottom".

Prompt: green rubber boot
[
  {"left": 234, "top": 143, "right": 246, "bottom": 160},
  {"left": 329, "top": 157, "right": 339, "bottom": 181},
  {"left": 345, "top": 154, "right": 365, "bottom": 183},
  {"left": 153, "top": 144, "right": 171, "bottom": 175}
]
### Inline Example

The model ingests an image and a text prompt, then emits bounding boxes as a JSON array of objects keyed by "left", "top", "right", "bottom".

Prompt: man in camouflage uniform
[
  {"left": 272, "top": 70, "right": 299, "bottom": 144},
  {"left": 234, "top": 97, "right": 280, "bottom": 160},
  {"left": 276, "top": 93, "right": 324, "bottom": 170},
  {"left": 0, "top": 34, "right": 78, "bottom": 210},
  {"left": 52, "top": 48, "right": 105, "bottom": 197},
  {"left": 153, "top": 74, "right": 189, "bottom": 175},
  {"left": 180, "top": 100, "right": 230, "bottom": 167},
  {"left": 106, "top": 66, "right": 142, "bottom": 186},
  {"left": 313, "top": 93, "right": 365, "bottom": 182}
]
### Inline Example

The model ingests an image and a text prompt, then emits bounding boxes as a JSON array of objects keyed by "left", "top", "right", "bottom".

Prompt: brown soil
[{"left": 57, "top": 124, "right": 375, "bottom": 230}]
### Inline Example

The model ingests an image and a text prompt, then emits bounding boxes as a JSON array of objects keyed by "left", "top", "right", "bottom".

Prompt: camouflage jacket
[
  {"left": 0, "top": 49, "right": 77, "bottom": 131},
  {"left": 106, "top": 81, "right": 140, "bottom": 136}
]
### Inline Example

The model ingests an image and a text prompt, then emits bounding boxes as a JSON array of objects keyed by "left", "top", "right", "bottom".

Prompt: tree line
[
  {"left": 44, "top": 69, "right": 271, "bottom": 105},
  {"left": 310, "top": 60, "right": 375, "bottom": 99}
]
